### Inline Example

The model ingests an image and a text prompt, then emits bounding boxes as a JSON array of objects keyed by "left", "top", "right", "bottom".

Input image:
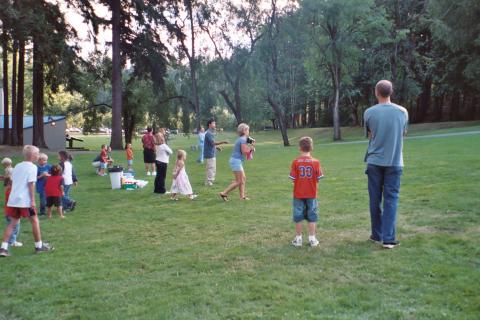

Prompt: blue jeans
[
  {"left": 366, "top": 164, "right": 403, "bottom": 243},
  {"left": 5, "top": 216, "right": 20, "bottom": 245},
  {"left": 197, "top": 144, "right": 204, "bottom": 163},
  {"left": 38, "top": 189, "right": 47, "bottom": 214},
  {"left": 62, "top": 184, "right": 73, "bottom": 210}
]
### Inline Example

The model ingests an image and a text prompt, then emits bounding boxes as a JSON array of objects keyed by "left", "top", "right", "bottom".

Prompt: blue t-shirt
[
  {"left": 36, "top": 163, "right": 52, "bottom": 193},
  {"left": 231, "top": 136, "right": 247, "bottom": 161},
  {"left": 203, "top": 129, "right": 216, "bottom": 159},
  {"left": 364, "top": 103, "right": 409, "bottom": 167}
]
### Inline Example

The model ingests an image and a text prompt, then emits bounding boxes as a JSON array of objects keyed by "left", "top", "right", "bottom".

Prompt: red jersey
[
  {"left": 44, "top": 176, "right": 64, "bottom": 197},
  {"left": 289, "top": 155, "right": 323, "bottom": 199}
]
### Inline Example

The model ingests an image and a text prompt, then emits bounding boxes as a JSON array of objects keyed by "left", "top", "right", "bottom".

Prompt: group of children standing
[{"left": 0, "top": 147, "right": 78, "bottom": 256}]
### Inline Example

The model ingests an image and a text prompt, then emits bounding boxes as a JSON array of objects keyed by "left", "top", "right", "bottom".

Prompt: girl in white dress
[{"left": 170, "top": 150, "right": 197, "bottom": 200}]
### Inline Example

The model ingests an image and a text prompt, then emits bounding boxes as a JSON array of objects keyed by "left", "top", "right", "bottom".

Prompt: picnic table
[{"left": 66, "top": 134, "right": 87, "bottom": 150}]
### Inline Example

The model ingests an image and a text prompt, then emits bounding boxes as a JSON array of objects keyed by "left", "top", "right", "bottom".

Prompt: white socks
[
  {"left": 35, "top": 241, "right": 42, "bottom": 249},
  {"left": 295, "top": 235, "right": 302, "bottom": 241},
  {"left": 308, "top": 235, "right": 317, "bottom": 242},
  {"left": 1, "top": 242, "right": 8, "bottom": 250}
]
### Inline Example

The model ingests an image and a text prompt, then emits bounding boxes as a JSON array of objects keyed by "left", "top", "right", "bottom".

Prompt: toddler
[
  {"left": 98, "top": 144, "right": 108, "bottom": 176},
  {"left": 1, "top": 158, "right": 22, "bottom": 247},
  {"left": 289, "top": 137, "right": 323, "bottom": 247},
  {"left": 126, "top": 143, "right": 134, "bottom": 171},
  {"left": 45, "top": 165, "right": 65, "bottom": 219},
  {"left": 36, "top": 153, "right": 51, "bottom": 215},
  {"left": 170, "top": 150, "right": 197, "bottom": 200}
]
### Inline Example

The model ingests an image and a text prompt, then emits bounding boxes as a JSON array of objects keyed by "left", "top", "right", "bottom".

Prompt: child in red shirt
[
  {"left": 98, "top": 144, "right": 108, "bottom": 176},
  {"left": 289, "top": 136, "right": 323, "bottom": 247},
  {"left": 45, "top": 164, "right": 65, "bottom": 219},
  {"left": 126, "top": 143, "right": 134, "bottom": 171}
]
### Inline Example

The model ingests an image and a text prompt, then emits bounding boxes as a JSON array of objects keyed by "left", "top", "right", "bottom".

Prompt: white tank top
[{"left": 63, "top": 161, "right": 73, "bottom": 185}]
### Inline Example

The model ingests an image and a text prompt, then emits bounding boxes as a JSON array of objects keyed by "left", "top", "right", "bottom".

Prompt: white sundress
[{"left": 171, "top": 166, "right": 193, "bottom": 195}]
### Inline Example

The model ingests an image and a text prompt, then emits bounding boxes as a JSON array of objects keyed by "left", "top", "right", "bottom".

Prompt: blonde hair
[
  {"left": 237, "top": 123, "right": 249, "bottom": 136},
  {"left": 299, "top": 136, "right": 313, "bottom": 152},
  {"left": 154, "top": 132, "right": 165, "bottom": 145},
  {"left": 38, "top": 153, "right": 48, "bottom": 161},
  {"left": 1, "top": 157, "right": 12, "bottom": 165},
  {"left": 23, "top": 145, "right": 40, "bottom": 158},
  {"left": 177, "top": 149, "right": 186, "bottom": 161}
]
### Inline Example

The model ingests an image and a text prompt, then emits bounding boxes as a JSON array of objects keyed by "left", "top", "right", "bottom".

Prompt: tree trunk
[
  {"left": 110, "top": 0, "right": 123, "bottom": 149},
  {"left": 16, "top": 40, "right": 24, "bottom": 145},
  {"left": 32, "top": 41, "right": 47, "bottom": 148},
  {"left": 449, "top": 92, "right": 460, "bottom": 121},
  {"left": 233, "top": 79, "right": 243, "bottom": 124},
  {"left": 2, "top": 32, "right": 10, "bottom": 145},
  {"left": 332, "top": 67, "right": 342, "bottom": 140},
  {"left": 218, "top": 90, "right": 242, "bottom": 124},
  {"left": 11, "top": 40, "right": 18, "bottom": 145},
  {"left": 416, "top": 77, "right": 432, "bottom": 122},
  {"left": 267, "top": 96, "right": 290, "bottom": 146}
]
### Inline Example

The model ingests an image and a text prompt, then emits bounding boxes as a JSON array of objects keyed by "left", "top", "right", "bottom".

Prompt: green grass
[{"left": 1, "top": 122, "right": 479, "bottom": 319}]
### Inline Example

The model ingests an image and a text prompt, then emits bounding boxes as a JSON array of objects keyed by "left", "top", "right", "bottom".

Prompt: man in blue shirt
[
  {"left": 203, "top": 119, "right": 228, "bottom": 186},
  {"left": 364, "top": 80, "right": 408, "bottom": 249}
]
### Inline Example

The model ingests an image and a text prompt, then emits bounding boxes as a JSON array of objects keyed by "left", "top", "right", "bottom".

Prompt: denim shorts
[
  {"left": 127, "top": 160, "right": 133, "bottom": 166},
  {"left": 292, "top": 198, "right": 319, "bottom": 222},
  {"left": 229, "top": 158, "right": 243, "bottom": 172},
  {"left": 100, "top": 162, "right": 108, "bottom": 169}
]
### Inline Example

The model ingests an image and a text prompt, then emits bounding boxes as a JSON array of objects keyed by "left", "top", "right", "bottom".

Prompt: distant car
[
  {"left": 67, "top": 127, "right": 82, "bottom": 133},
  {"left": 99, "top": 127, "right": 111, "bottom": 134},
  {"left": 169, "top": 129, "right": 178, "bottom": 135},
  {"left": 263, "top": 126, "right": 274, "bottom": 131}
]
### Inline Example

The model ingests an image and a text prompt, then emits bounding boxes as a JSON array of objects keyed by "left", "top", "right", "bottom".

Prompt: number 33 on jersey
[{"left": 289, "top": 155, "right": 324, "bottom": 199}]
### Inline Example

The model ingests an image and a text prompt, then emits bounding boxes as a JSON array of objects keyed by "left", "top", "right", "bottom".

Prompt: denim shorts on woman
[
  {"left": 292, "top": 198, "right": 319, "bottom": 222},
  {"left": 229, "top": 157, "right": 244, "bottom": 172}
]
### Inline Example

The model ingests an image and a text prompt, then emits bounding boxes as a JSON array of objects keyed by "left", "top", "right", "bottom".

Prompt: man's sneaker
[
  {"left": 291, "top": 237, "right": 302, "bottom": 247},
  {"left": 152, "top": 172, "right": 157, "bottom": 176},
  {"left": 368, "top": 236, "right": 381, "bottom": 244},
  {"left": 35, "top": 243, "right": 54, "bottom": 254},
  {"left": 382, "top": 241, "right": 400, "bottom": 249},
  {"left": 0, "top": 248, "right": 10, "bottom": 257},
  {"left": 309, "top": 238, "right": 320, "bottom": 247},
  {"left": 147, "top": 172, "right": 151, "bottom": 176},
  {"left": 11, "top": 241, "right": 23, "bottom": 247},
  {"left": 70, "top": 201, "right": 77, "bottom": 212}
]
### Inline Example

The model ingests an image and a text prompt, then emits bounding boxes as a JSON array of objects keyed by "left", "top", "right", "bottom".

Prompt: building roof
[{"left": 0, "top": 116, "right": 65, "bottom": 129}]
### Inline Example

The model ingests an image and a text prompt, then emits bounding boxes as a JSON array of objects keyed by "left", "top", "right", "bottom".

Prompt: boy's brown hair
[
  {"left": 50, "top": 164, "right": 63, "bottom": 176},
  {"left": 299, "top": 136, "right": 313, "bottom": 152}
]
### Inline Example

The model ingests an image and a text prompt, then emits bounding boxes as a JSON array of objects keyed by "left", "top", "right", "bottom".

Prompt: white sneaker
[
  {"left": 291, "top": 237, "right": 302, "bottom": 247},
  {"left": 146, "top": 172, "right": 151, "bottom": 176},
  {"left": 152, "top": 172, "right": 157, "bottom": 176},
  {"left": 309, "top": 238, "right": 319, "bottom": 247},
  {"left": 11, "top": 241, "right": 23, "bottom": 247},
  {"left": 189, "top": 194, "right": 198, "bottom": 200}
]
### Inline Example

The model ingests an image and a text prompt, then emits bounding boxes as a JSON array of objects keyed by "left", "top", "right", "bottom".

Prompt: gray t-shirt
[{"left": 364, "top": 103, "right": 409, "bottom": 167}]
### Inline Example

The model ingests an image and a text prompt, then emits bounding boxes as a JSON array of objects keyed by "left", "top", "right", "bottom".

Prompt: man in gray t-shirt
[{"left": 364, "top": 80, "right": 408, "bottom": 249}]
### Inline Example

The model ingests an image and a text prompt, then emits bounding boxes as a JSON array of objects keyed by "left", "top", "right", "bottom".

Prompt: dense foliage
[{"left": 1, "top": 0, "right": 479, "bottom": 147}]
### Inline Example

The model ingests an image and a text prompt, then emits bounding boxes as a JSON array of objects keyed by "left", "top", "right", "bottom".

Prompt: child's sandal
[{"left": 219, "top": 193, "right": 229, "bottom": 202}]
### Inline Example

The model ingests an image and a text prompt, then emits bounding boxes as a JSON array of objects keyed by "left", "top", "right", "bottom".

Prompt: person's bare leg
[
  {"left": 145, "top": 163, "right": 149, "bottom": 174},
  {"left": 295, "top": 223, "right": 302, "bottom": 236},
  {"left": 29, "top": 216, "right": 42, "bottom": 242},
  {"left": 58, "top": 206, "right": 65, "bottom": 219},
  {"left": 239, "top": 172, "right": 246, "bottom": 199},
  {"left": 308, "top": 222, "right": 316, "bottom": 237},
  {"left": 2, "top": 217, "right": 19, "bottom": 242},
  {"left": 47, "top": 207, "right": 52, "bottom": 219},
  {"left": 222, "top": 172, "right": 243, "bottom": 195}
]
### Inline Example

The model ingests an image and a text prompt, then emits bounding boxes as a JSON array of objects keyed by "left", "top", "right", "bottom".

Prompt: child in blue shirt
[{"left": 36, "top": 153, "right": 51, "bottom": 216}]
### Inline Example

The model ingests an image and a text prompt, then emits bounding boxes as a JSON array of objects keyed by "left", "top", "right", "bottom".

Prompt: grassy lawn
[{"left": 1, "top": 122, "right": 479, "bottom": 319}]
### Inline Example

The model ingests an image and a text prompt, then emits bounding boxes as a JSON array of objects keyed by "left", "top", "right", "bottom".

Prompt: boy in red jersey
[{"left": 289, "top": 137, "right": 324, "bottom": 247}]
